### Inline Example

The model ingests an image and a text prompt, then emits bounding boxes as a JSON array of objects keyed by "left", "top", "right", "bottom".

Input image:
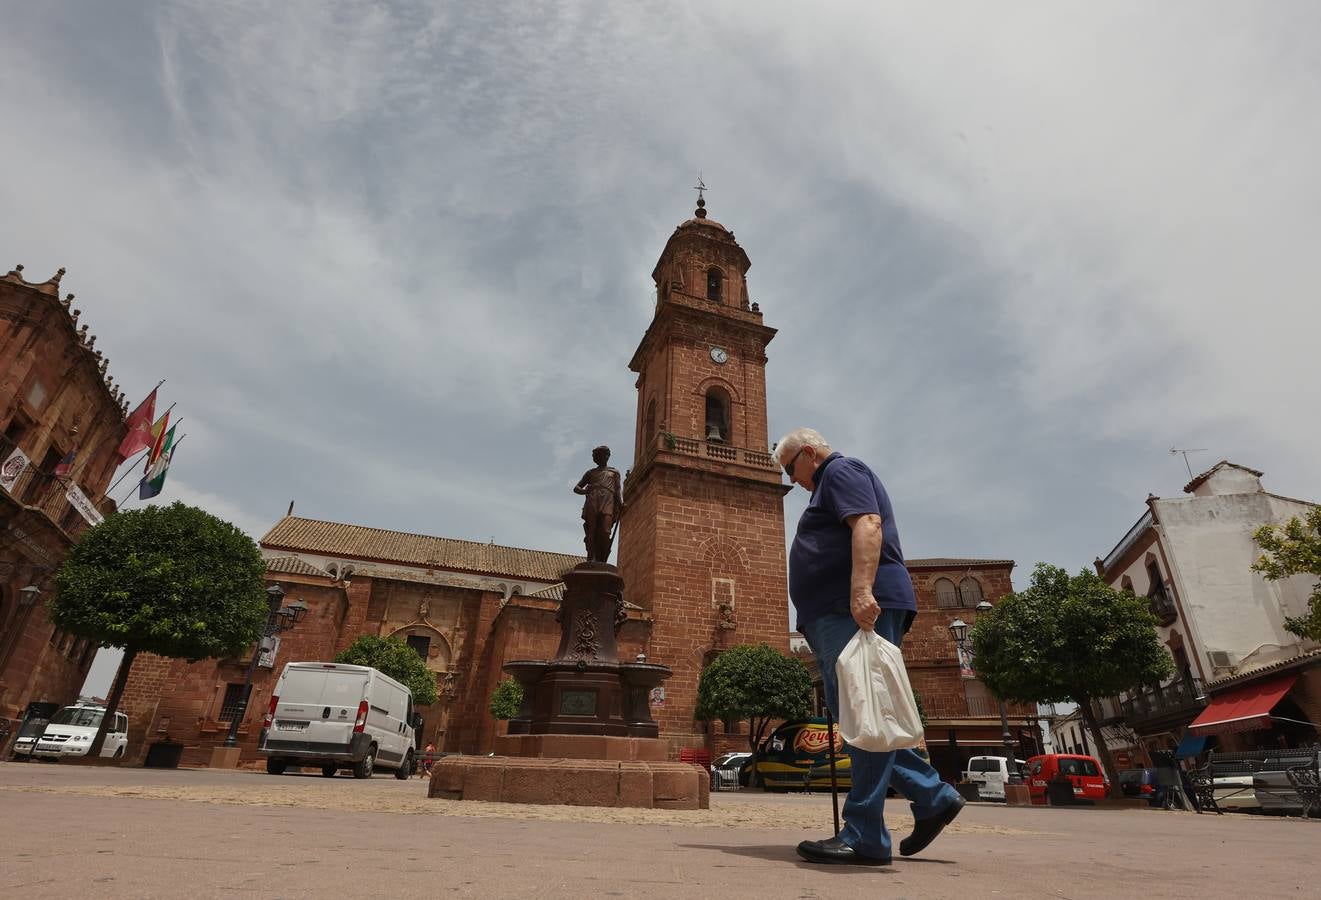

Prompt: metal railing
[
  {"left": 1148, "top": 590, "right": 1177, "bottom": 625},
  {"left": 1121, "top": 678, "right": 1205, "bottom": 721}
]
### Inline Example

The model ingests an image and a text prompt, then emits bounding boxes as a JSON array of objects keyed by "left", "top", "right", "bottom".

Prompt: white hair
[{"left": 772, "top": 428, "right": 832, "bottom": 466}]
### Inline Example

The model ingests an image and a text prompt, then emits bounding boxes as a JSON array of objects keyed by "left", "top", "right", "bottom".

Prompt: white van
[
  {"left": 32, "top": 704, "right": 129, "bottom": 760},
  {"left": 964, "top": 755, "right": 1027, "bottom": 800},
  {"left": 259, "top": 662, "right": 419, "bottom": 779}
]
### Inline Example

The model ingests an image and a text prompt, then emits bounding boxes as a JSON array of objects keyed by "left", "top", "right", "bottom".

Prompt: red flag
[
  {"left": 143, "top": 410, "right": 171, "bottom": 473},
  {"left": 115, "top": 388, "right": 157, "bottom": 463}
]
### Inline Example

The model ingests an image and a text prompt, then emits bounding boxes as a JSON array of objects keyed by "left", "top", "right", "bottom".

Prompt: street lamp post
[
  {"left": 950, "top": 603, "right": 1020, "bottom": 782},
  {"left": 222, "top": 585, "right": 308, "bottom": 749}
]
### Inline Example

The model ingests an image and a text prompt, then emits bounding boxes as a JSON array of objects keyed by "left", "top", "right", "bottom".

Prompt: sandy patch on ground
[{"left": 0, "top": 780, "right": 1043, "bottom": 837}]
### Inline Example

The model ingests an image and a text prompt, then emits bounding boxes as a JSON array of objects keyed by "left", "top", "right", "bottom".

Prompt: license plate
[
  {"left": 1072, "top": 787, "right": 1083, "bottom": 794},
  {"left": 276, "top": 721, "right": 308, "bottom": 732}
]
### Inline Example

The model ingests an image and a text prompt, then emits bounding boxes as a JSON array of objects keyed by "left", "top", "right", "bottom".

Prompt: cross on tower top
[{"left": 693, "top": 174, "right": 708, "bottom": 219}]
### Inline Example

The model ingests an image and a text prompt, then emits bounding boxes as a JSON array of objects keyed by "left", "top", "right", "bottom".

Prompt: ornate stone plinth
[
  {"left": 428, "top": 756, "right": 709, "bottom": 810},
  {"left": 503, "top": 562, "right": 670, "bottom": 740},
  {"left": 433, "top": 561, "right": 682, "bottom": 810}
]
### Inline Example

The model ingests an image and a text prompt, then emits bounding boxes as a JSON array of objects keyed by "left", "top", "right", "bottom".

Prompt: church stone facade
[{"left": 112, "top": 199, "right": 1029, "bottom": 772}]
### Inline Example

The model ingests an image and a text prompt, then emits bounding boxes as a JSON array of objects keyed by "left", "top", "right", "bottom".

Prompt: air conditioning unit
[{"left": 1207, "top": 650, "right": 1234, "bottom": 669}]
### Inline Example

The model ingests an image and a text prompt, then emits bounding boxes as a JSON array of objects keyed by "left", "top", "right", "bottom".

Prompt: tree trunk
[
  {"left": 88, "top": 646, "right": 137, "bottom": 761},
  {"left": 1076, "top": 695, "right": 1118, "bottom": 798},
  {"left": 748, "top": 716, "right": 771, "bottom": 788}
]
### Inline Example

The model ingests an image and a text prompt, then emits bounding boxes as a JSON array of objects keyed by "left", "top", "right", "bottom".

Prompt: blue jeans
[{"left": 800, "top": 608, "right": 960, "bottom": 859}]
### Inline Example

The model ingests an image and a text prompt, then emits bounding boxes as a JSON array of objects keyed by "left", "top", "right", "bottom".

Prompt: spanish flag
[{"left": 143, "top": 410, "right": 171, "bottom": 473}]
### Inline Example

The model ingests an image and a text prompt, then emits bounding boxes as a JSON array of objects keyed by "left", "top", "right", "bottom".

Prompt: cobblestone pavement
[{"left": 2, "top": 762, "right": 1317, "bottom": 899}]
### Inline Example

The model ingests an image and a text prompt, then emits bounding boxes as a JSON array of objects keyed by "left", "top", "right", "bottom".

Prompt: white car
[{"left": 32, "top": 705, "right": 129, "bottom": 760}]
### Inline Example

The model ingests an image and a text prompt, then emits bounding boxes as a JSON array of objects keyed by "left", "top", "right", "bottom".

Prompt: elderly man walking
[{"left": 774, "top": 427, "right": 964, "bottom": 866}]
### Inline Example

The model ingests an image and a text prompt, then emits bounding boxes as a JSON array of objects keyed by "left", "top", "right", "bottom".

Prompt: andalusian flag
[
  {"left": 138, "top": 426, "right": 178, "bottom": 500},
  {"left": 143, "top": 410, "right": 171, "bottom": 473}
]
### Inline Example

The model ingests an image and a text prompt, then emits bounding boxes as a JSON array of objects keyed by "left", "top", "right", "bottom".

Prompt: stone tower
[{"left": 618, "top": 190, "right": 791, "bottom": 753}]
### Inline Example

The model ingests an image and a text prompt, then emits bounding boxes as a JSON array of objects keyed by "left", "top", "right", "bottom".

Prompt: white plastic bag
[{"left": 835, "top": 628, "right": 924, "bottom": 753}]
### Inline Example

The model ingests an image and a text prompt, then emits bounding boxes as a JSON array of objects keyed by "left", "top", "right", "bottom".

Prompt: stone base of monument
[
  {"left": 493, "top": 733, "right": 668, "bottom": 761},
  {"left": 428, "top": 756, "right": 709, "bottom": 810}
]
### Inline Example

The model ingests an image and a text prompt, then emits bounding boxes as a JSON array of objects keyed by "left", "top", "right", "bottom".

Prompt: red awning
[{"left": 1188, "top": 674, "right": 1298, "bottom": 736}]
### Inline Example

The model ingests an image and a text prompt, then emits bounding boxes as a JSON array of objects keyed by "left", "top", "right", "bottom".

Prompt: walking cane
[{"left": 825, "top": 707, "right": 841, "bottom": 836}]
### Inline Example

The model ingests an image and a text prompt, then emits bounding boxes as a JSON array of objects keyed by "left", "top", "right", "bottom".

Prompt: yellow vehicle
[{"left": 754, "top": 718, "right": 852, "bottom": 791}]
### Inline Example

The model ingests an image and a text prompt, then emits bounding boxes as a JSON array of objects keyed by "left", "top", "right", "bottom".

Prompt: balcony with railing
[
  {"left": 2, "top": 464, "right": 102, "bottom": 543},
  {"left": 1147, "top": 586, "right": 1177, "bottom": 626},
  {"left": 1120, "top": 678, "right": 1205, "bottom": 727},
  {"left": 633, "top": 430, "right": 780, "bottom": 481}
]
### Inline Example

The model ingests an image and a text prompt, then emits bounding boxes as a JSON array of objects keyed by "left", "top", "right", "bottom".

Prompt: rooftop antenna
[{"left": 1169, "top": 447, "right": 1207, "bottom": 480}]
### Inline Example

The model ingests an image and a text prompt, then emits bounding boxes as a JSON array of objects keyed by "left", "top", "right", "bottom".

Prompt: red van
[{"left": 1025, "top": 754, "right": 1108, "bottom": 804}]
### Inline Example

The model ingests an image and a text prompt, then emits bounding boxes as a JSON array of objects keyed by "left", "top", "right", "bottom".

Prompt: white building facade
[{"left": 1095, "top": 462, "right": 1321, "bottom": 760}]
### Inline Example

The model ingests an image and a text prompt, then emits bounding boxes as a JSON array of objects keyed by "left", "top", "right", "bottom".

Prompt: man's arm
[{"left": 846, "top": 513, "right": 883, "bottom": 631}]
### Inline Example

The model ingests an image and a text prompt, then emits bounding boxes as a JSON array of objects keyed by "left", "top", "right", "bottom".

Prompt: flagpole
[{"left": 105, "top": 449, "right": 151, "bottom": 494}]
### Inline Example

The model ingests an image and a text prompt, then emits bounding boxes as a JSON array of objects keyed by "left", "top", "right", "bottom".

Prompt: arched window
[
  {"left": 704, "top": 387, "right": 730, "bottom": 443},
  {"left": 958, "top": 577, "right": 984, "bottom": 608},
  {"left": 1145, "top": 561, "right": 1164, "bottom": 598},
  {"left": 934, "top": 578, "right": 959, "bottom": 608},
  {"left": 706, "top": 267, "right": 723, "bottom": 302},
  {"left": 644, "top": 398, "right": 656, "bottom": 444}
]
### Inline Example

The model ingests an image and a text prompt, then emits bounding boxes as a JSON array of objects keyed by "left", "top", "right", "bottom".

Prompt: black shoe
[
  {"left": 899, "top": 795, "right": 965, "bottom": 857},
  {"left": 796, "top": 836, "right": 892, "bottom": 866}
]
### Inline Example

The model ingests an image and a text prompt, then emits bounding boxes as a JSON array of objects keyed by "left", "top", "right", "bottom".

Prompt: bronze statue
[{"left": 574, "top": 445, "right": 624, "bottom": 562}]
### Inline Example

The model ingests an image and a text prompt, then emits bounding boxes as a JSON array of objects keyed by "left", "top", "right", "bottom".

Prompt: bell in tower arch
[{"left": 705, "top": 388, "right": 730, "bottom": 443}]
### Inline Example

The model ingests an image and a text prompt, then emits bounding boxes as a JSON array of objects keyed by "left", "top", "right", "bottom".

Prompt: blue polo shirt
[{"left": 788, "top": 453, "right": 916, "bottom": 629}]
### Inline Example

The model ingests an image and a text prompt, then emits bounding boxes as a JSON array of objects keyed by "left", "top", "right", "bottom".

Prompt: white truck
[
  {"left": 258, "top": 662, "right": 420, "bottom": 779},
  {"left": 31, "top": 704, "right": 129, "bottom": 760}
]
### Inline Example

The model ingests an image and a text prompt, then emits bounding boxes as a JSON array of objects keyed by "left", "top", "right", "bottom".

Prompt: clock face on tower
[{"left": 709, "top": 346, "right": 729, "bottom": 365}]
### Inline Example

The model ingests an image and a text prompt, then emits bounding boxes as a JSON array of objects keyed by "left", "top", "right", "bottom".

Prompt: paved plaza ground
[{"left": 1, "top": 761, "right": 1317, "bottom": 899}]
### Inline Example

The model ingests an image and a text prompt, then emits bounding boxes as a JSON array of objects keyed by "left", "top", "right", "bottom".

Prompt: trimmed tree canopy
[
  {"left": 335, "top": 634, "right": 439, "bottom": 706},
  {"left": 970, "top": 563, "right": 1174, "bottom": 793},
  {"left": 51, "top": 501, "right": 268, "bottom": 661},
  {"left": 970, "top": 564, "right": 1174, "bottom": 705},
  {"left": 488, "top": 677, "right": 524, "bottom": 720},
  {"left": 1253, "top": 508, "right": 1321, "bottom": 642},
  {"left": 695, "top": 643, "right": 813, "bottom": 757}
]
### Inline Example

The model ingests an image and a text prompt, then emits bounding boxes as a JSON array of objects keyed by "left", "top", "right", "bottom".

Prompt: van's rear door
[{"left": 273, "top": 667, "right": 364, "bottom": 750}]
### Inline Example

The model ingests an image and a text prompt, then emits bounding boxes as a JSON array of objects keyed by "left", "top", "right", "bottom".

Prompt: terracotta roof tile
[
  {"left": 265, "top": 555, "right": 330, "bottom": 578},
  {"left": 906, "top": 557, "right": 1015, "bottom": 569},
  {"left": 260, "top": 516, "right": 584, "bottom": 582}
]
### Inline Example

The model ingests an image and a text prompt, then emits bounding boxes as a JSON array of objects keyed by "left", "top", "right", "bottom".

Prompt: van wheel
[
  {"left": 394, "top": 751, "right": 414, "bottom": 780},
  {"left": 266, "top": 758, "right": 287, "bottom": 776},
  {"left": 321, "top": 765, "right": 338, "bottom": 778},
  {"left": 353, "top": 747, "right": 376, "bottom": 779}
]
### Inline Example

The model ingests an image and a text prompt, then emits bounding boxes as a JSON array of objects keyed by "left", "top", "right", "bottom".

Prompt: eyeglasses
[{"left": 782, "top": 447, "right": 806, "bottom": 478}]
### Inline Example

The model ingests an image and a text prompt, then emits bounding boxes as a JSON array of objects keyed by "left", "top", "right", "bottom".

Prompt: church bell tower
[{"left": 618, "top": 188, "right": 790, "bottom": 752}]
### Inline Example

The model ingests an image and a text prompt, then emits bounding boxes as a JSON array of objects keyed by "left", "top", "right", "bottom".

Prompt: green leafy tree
[
  {"left": 51, "top": 502, "right": 269, "bottom": 758},
  {"left": 695, "top": 644, "right": 813, "bottom": 786},
  {"left": 913, "top": 689, "right": 928, "bottom": 728},
  {"left": 1253, "top": 508, "right": 1321, "bottom": 641},
  {"left": 488, "top": 677, "right": 524, "bottom": 720},
  {"left": 970, "top": 563, "right": 1174, "bottom": 794},
  {"left": 335, "top": 635, "right": 439, "bottom": 706}
]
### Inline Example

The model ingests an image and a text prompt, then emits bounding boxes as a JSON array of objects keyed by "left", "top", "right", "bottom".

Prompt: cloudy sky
[{"left": 2, "top": 3, "right": 1317, "bottom": 693}]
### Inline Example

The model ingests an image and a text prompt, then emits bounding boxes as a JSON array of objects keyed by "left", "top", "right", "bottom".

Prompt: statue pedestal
[
  {"left": 494, "top": 733, "right": 668, "bottom": 761},
  {"left": 429, "top": 756, "right": 709, "bottom": 810}
]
